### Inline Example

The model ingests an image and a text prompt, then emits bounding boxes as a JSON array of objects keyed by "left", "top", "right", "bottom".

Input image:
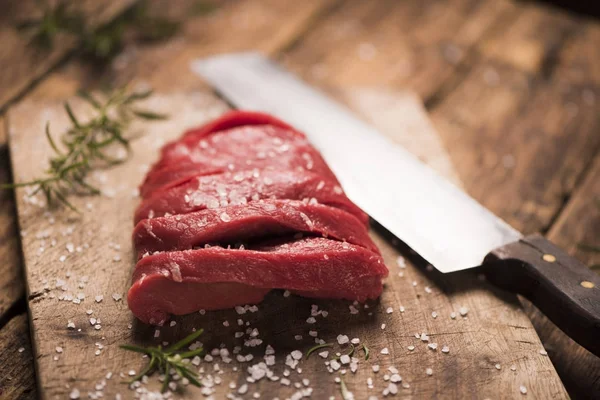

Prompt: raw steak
[
  {"left": 141, "top": 124, "right": 338, "bottom": 197},
  {"left": 133, "top": 199, "right": 379, "bottom": 256},
  {"left": 129, "top": 111, "right": 388, "bottom": 324},
  {"left": 128, "top": 237, "right": 387, "bottom": 325},
  {"left": 134, "top": 169, "right": 368, "bottom": 226}
]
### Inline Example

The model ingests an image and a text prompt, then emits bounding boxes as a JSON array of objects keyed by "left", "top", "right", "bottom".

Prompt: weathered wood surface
[
  {"left": 7, "top": 89, "right": 567, "bottom": 399},
  {"left": 0, "top": 314, "right": 36, "bottom": 400},
  {"left": 0, "top": 119, "right": 25, "bottom": 320},
  {"left": 0, "top": 0, "right": 136, "bottom": 112},
  {"left": 0, "top": 119, "right": 37, "bottom": 400},
  {"left": 523, "top": 152, "right": 600, "bottom": 399}
]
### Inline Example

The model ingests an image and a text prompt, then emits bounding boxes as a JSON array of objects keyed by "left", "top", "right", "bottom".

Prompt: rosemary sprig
[
  {"left": 305, "top": 343, "right": 333, "bottom": 359},
  {"left": 120, "top": 329, "right": 204, "bottom": 393},
  {"left": 17, "top": 0, "right": 180, "bottom": 63},
  {"left": 1, "top": 86, "right": 167, "bottom": 210},
  {"left": 360, "top": 343, "right": 370, "bottom": 360}
]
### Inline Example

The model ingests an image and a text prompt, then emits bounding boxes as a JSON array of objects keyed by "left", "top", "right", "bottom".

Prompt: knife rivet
[
  {"left": 580, "top": 281, "right": 595, "bottom": 289},
  {"left": 542, "top": 254, "right": 556, "bottom": 263}
]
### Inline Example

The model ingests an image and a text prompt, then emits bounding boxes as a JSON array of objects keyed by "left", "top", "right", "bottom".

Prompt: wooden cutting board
[{"left": 6, "top": 91, "right": 568, "bottom": 399}]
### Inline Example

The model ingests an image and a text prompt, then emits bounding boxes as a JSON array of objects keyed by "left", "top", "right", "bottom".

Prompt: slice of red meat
[
  {"left": 140, "top": 125, "right": 338, "bottom": 198},
  {"left": 181, "top": 110, "right": 298, "bottom": 141},
  {"left": 128, "top": 237, "right": 388, "bottom": 325},
  {"left": 134, "top": 169, "right": 368, "bottom": 226},
  {"left": 133, "top": 199, "right": 379, "bottom": 256}
]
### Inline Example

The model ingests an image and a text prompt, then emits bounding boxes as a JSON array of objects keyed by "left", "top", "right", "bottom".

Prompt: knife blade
[{"left": 192, "top": 52, "right": 600, "bottom": 356}]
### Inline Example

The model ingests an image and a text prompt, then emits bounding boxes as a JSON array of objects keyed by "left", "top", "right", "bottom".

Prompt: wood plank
[
  {"left": 0, "top": 0, "right": 136, "bottom": 112},
  {"left": 7, "top": 90, "right": 567, "bottom": 399},
  {"left": 282, "top": 0, "right": 515, "bottom": 100},
  {"left": 523, "top": 152, "right": 600, "bottom": 399},
  {"left": 0, "top": 118, "right": 26, "bottom": 321},
  {"left": 0, "top": 314, "right": 37, "bottom": 400}
]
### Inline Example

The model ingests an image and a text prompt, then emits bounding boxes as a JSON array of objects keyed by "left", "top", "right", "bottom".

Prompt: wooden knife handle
[{"left": 483, "top": 234, "right": 600, "bottom": 357}]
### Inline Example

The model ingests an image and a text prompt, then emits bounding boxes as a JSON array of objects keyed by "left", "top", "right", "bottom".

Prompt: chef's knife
[{"left": 192, "top": 52, "right": 600, "bottom": 357}]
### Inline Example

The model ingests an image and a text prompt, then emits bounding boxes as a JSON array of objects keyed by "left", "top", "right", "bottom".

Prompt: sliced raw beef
[
  {"left": 128, "top": 237, "right": 387, "bottom": 325},
  {"left": 181, "top": 110, "right": 297, "bottom": 141},
  {"left": 134, "top": 169, "right": 368, "bottom": 226},
  {"left": 129, "top": 111, "right": 388, "bottom": 325},
  {"left": 140, "top": 124, "right": 338, "bottom": 197},
  {"left": 133, "top": 199, "right": 379, "bottom": 256}
]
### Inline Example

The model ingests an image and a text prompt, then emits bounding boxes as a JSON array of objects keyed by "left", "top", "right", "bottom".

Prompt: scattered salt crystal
[
  {"left": 154, "top": 329, "right": 160, "bottom": 338},
  {"left": 67, "top": 321, "right": 75, "bottom": 329},
  {"left": 399, "top": 306, "right": 405, "bottom": 313},
  {"left": 459, "top": 307, "right": 469, "bottom": 316},
  {"left": 426, "top": 368, "right": 433, "bottom": 376},
  {"left": 291, "top": 350, "right": 303, "bottom": 360},
  {"left": 381, "top": 324, "right": 386, "bottom": 330},
  {"left": 112, "top": 293, "right": 122, "bottom": 301},
  {"left": 56, "top": 346, "right": 63, "bottom": 353},
  {"left": 128, "top": 370, "right": 136, "bottom": 376},
  {"left": 495, "top": 363, "right": 501, "bottom": 370},
  {"left": 412, "top": 281, "right": 417, "bottom": 287},
  {"left": 340, "top": 355, "right": 351, "bottom": 364},
  {"left": 330, "top": 360, "right": 341, "bottom": 371},
  {"left": 511, "top": 365, "right": 517, "bottom": 371},
  {"left": 424, "top": 286, "right": 432, "bottom": 294},
  {"left": 283, "top": 290, "right": 291, "bottom": 298},
  {"left": 59, "top": 255, "right": 67, "bottom": 262},
  {"left": 69, "top": 389, "right": 80, "bottom": 399},
  {"left": 351, "top": 338, "right": 360, "bottom": 345},
  {"left": 428, "top": 343, "right": 438, "bottom": 351},
  {"left": 520, "top": 385, "right": 527, "bottom": 395},
  {"left": 169, "top": 321, "right": 176, "bottom": 327},
  {"left": 372, "top": 365, "right": 380, "bottom": 373},
  {"left": 380, "top": 348, "right": 389, "bottom": 355},
  {"left": 450, "top": 312, "right": 457, "bottom": 319},
  {"left": 420, "top": 333, "right": 429, "bottom": 342},
  {"left": 432, "top": 312, "right": 438, "bottom": 319},
  {"left": 223, "top": 321, "right": 230, "bottom": 327},
  {"left": 540, "top": 349, "right": 548, "bottom": 356},
  {"left": 396, "top": 256, "right": 406, "bottom": 268},
  {"left": 95, "top": 295, "right": 103, "bottom": 303},
  {"left": 306, "top": 317, "right": 316, "bottom": 324},
  {"left": 390, "top": 374, "right": 402, "bottom": 383},
  {"left": 18, "top": 347, "right": 25, "bottom": 353},
  {"left": 309, "top": 330, "right": 318, "bottom": 337},
  {"left": 408, "top": 345, "right": 415, "bottom": 351},
  {"left": 337, "top": 335, "right": 349, "bottom": 345},
  {"left": 386, "top": 307, "right": 393, "bottom": 314},
  {"left": 295, "top": 335, "right": 302, "bottom": 341},
  {"left": 442, "top": 346, "right": 449, "bottom": 353}
]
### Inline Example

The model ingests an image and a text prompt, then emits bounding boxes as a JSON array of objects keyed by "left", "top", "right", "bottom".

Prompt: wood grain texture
[
  {"left": 6, "top": 97, "right": 566, "bottom": 398},
  {"left": 523, "top": 152, "right": 600, "bottom": 399},
  {"left": 0, "top": 0, "right": 136, "bottom": 111},
  {"left": 0, "top": 314, "right": 37, "bottom": 400},
  {"left": 0, "top": 118, "right": 26, "bottom": 321},
  {"left": 282, "top": 0, "right": 514, "bottom": 101}
]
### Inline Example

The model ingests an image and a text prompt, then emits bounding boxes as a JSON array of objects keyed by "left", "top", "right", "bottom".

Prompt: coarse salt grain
[
  {"left": 495, "top": 364, "right": 501, "bottom": 370},
  {"left": 408, "top": 345, "right": 415, "bottom": 351},
  {"left": 337, "top": 335, "right": 349, "bottom": 345},
  {"left": 386, "top": 307, "right": 393, "bottom": 314},
  {"left": 459, "top": 307, "right": 469, "bottom": 316},
  {"left": 540, "top": 349, "right": 548, "bottom": 356},
  {"left": 442, "top": 346, "right": 449, "bottom": 353},
  {"left": 95, "top": 295, "right": 103, "bottom": 303},
  {"left": 426, "top": 368, "right": 433, "bottom": 376},
  {"left": 520, "top": 385, "right": 527, "bottom": 395},
  {"left": 432, "top": 312, "right": 438, "bottom": 319},
  {"left": 69, "top": 389, "right": 80, "bottom": 399},
  {"left": 380, "top": 348, "right": 389, "bottom": 355},
  {"left": 56, "top": 346, "right": 63, "bottom": 353},
  {"left": 306, "top": 317, "right": 316, "bottom": 324}
]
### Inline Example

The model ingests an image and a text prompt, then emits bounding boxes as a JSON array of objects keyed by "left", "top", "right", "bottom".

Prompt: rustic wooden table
[{"left": 0, "top": 0, "right": 598, "bottom": 399}]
